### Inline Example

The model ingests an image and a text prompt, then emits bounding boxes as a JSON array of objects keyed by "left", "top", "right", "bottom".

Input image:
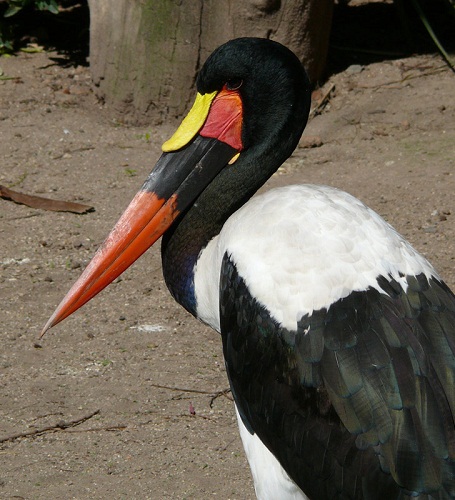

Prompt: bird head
[{"left": 40, "top": 37, "right": 311, "bottom": 337}]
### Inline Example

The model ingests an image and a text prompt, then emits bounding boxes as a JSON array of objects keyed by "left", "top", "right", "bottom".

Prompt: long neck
[
  {"left": 161, "top": 76, "right": 311, "bottom": 316},
  {"left": 160, "top": 153, "right": 268, "bottom": 317}
]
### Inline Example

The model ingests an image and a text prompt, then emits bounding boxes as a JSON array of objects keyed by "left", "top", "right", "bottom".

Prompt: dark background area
[
  {"left": 1, "top": 0, "right": 454, "bottom": 74},
  {"left": 329, "top": 0, "right": 455, "bottom": 73}
]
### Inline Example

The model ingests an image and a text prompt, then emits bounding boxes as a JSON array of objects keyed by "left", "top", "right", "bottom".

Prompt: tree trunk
[{"left": 88, "top": 0, "right": 333, "bottom": 125}]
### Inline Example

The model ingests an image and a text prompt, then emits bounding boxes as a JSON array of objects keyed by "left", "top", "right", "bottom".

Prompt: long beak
[{"left": 40, "top": 88, "right": 243, "bottom": 337}]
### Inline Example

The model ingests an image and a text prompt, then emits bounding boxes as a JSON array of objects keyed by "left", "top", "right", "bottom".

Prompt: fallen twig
[
  {"left": 357, "top": 65, "right": 449, "bottom": 89},
  {"left": 209, "top": 388, "right": 233, "bottom": 407},
  {"left": 0, "top": 409, "right": 100, "bottom": 444},
  {"left": 148, "top": 382, "right": 232, "bottom": 407},
  {"left": 64, "top": 424, "right": 127, "bottom": 433},
  {"left": 149, "top": 382, "right": 222, "bottom": 395},
  {"left": 217, "top": 437, "right": 237, "bottom": 452},
  {"left": 0, "top": 184, "right": 94, "bottom": 214},
  {"left": 309, "top": 83, "right": 335, "bottom": 119}
]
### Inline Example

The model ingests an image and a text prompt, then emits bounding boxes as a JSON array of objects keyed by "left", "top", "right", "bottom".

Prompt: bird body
[
  {"left": 192, "top": 183, "right": 453, "bottom": 499},
  {"left": 42, "top": 38, "right": 455, "bottom": 499},
  {"left": 193, "top": 184, "right": 437, "bottom": 333}
]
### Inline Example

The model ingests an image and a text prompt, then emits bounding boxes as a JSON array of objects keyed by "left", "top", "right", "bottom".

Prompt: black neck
[
  {"left": 161, "top": 67, "right": 311, "bottom": 317},
  {"left": 160, "top": 153, "right": 263, "bottom": 317}
]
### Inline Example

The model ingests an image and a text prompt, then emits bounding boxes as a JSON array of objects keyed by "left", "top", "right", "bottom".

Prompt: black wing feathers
[{"left": 220, "top": 253, "right": 455, "bottom": 499}]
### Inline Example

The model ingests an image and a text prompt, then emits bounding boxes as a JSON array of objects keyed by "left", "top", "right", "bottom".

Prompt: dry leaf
[{"left": 0, "top": 185, "right": 94, "bottom": 214}]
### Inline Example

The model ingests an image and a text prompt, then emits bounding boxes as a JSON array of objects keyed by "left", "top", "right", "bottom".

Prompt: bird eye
[{"left": 225, "top": 79, "right": 243, "bottom": 91}]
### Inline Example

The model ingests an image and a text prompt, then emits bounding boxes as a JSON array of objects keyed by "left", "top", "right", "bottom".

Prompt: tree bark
[{"left": 88, "top": 0, "right": 333, "bottom": 125}]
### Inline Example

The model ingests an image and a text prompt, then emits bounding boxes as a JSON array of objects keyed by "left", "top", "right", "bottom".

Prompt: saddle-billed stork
[{"left": 41, "top": 38, "right": 455, "bottom": 499}]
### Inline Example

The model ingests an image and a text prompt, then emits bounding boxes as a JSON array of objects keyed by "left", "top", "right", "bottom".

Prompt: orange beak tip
[
  {"left": 38, "top": 312, "right": 58, "bottom": 340},
  {"left": 38, "top": 324, "right": 50, "bottom": 341}
]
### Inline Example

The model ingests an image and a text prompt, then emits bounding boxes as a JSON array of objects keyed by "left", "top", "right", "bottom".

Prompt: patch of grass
[
  {"left": 8, "top": 172, "right": 28, "bottom": 187},
  {"left": 124, "top": 168, "right": 137, "bottom": 177}
]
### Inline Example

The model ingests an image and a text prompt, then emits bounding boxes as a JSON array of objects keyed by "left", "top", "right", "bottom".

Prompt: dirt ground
[{"left": 1, "top": 43, "right": 454, "bottom": 499}]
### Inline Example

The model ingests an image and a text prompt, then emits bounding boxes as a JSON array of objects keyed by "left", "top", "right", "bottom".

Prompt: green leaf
[
  {"left": 20, "top": 45, "right": 44, "bottom": 53},
  {"left": 4, "top": 5, "right": 23, "bottom": 17},
  {"left": 36, "top": 0, "right": 59, "bottom": 14},
  {"left": 410, "top": 0, "right": 455, "bottom": 72}
]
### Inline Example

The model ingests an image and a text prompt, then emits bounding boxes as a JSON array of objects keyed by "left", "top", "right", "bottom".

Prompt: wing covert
[{"left": 219, "top": 253, "right": 455, "bottom": 499}]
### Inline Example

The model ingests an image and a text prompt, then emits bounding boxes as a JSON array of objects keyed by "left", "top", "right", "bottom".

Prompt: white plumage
[{"left": 194, "top": 184, "right": 437, "bottom": 332}]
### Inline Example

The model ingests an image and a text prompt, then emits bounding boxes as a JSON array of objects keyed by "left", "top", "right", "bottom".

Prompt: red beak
[{"left": 40, "top": 88, "right": 243, "bottom": 338}]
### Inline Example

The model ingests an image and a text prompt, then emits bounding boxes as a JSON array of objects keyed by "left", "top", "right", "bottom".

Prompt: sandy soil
[{"left": 0, "top": 48, "right": 454, "bottom": 499}]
